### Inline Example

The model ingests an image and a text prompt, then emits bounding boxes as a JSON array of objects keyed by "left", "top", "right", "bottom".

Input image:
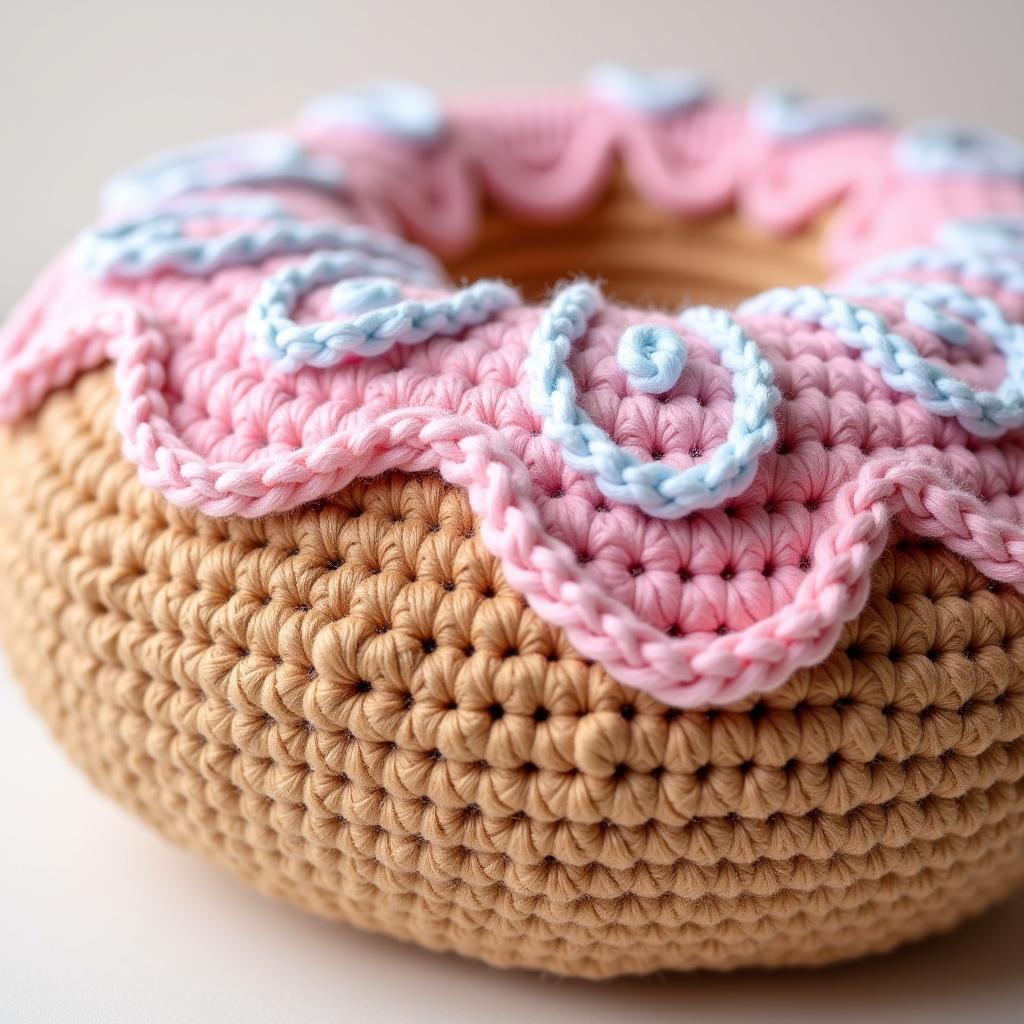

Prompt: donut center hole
[{"left": 446, "top": 173, "right": 827, "bottom": 307}]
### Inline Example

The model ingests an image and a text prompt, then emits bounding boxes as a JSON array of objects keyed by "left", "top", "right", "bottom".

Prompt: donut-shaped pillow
[{"left": 3, "top": 70, "right": 1024, "bottom": 977}]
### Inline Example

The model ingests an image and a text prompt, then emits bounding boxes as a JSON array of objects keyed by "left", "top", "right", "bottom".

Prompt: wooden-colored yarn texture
[{"left": 1, "top": 368, "right": 1023, "bottom": 978}]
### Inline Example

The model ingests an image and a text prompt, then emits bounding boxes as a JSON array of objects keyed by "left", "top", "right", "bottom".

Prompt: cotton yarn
[
  {"left": 1, "top": 367, "right": 1021, "bottom": 977},
  {"left": 3, "top": 73, "right": 1024, "bottom": 976}
]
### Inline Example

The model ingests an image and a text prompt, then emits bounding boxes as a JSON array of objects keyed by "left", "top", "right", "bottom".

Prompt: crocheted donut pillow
[{"left": 3, "top": 69, "right": 1024, "bottom": 978}]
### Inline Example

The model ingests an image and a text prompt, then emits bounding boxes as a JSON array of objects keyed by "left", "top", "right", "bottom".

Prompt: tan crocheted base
[{"left": 2, "top": 367, "right": 1023, "bottom": 978}]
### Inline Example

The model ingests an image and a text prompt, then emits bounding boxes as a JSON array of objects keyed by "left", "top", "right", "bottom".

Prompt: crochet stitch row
[
  {"left": 249, "top": 259, "right": 520, "bottom": 371},
  {"left": 740, "top": 274, "right": 1024, "bottom": 437},
  {"left": 101, "top": 133, "right": 345, "bottom": 213},
  {"left": 584, "top": 64, "right": 709, "bottom": 116},
  {"left": 896, "top": 121, "right": 1024, "bottom": 179},
  {"left": 5, "top": 385, "right": 1023, "bottom": 976},
  {"left": 938, "top": 214, "right": 1024, "bottom": 256},
  {"left": 75, "top": 149, "right": 1024, "bottom": 506},
  {"left": 748, "top": 87, "right": 886, "bottom": 140},
  {"left": 78, "top": 174, "right": 785, "bottom": 518},
  {"left": 101, "top": 292, "right": 1024, "bottom": 705},
  {"left": 299, "top": 69, "right": 1024, "bottom": 178},
  {"left": 6, "top": 76, "right": 1024, "bottom": 710},
  {"left": 78, "top": 198, "right": 446, "bottom": 282},
  {"left": 77, "top": 190, "right": 1024, "bottom": 506},
  {"left": 301, "top": 80, "right": 446, "bottom": 143},
  {"left": 850, "top": 279, "right": 982, "bottom": 346},
  {"left": 853, "top": 244, "right": 1024, "bottom": 296}
]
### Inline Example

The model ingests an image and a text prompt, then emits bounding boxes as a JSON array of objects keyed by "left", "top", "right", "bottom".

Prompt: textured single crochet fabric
[
  {"left": 5, "top": 93, "right": 1024, "bottom": 709},
  {"left": 4, "top": 78, "right": 1024, "bottom": 975},
  {"left": 1, "top": 367, "right": 1023, "bottom": 977}
]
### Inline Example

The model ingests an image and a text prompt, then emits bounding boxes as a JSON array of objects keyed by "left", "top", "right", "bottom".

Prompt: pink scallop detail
[{"left": 4, "top": 95, "right": 1024, "bottom": 708}]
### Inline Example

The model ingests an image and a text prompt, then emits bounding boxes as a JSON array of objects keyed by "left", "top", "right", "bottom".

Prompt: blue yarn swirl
[
  {"left": 249, "top": 256, "right": 520, "bottom": 372},
  {"left": 526, "top": 282, "right": 780, "bottom": 519},
  {"left": 585, "top": 64, "right": 708, "bottom": 116},
  {"left": 76, "top": 197, "right": 446, "bottom": 283},
  {"left": 847, "top": 279, "right": 978, "bottom": 347},
  {"left": 750, "top": 87, "right": 886, "bottom": 140},
  {"left": 100, "top": 134, "right": 344, "bottom": 214},
  {"left": 938, "top": 215, "right": 1024, "bottom": 257},
  {"left": 853, "top": 244, "right": 1024, "bottom": 298},
  {"left": 896, "top": 121, "right": 1024, "bottom": 179},
  {"left": 83, "top": 101, "right": 1024, "bottom": 514},
  {"left": 302, "top": 81, "right": 445, "bottom": 144},
  {"left": 740, "top": 278, "right": 1024, "bottom": 437},
  {"left": 331, "top": 277, "right": 404, "bottom": 314},
  {"left": 617, "top": 323, "right": 688, "bottom": 393}
]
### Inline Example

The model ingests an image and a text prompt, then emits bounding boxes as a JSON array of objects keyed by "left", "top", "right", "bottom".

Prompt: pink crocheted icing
[{"left": 4, "top": 89, "right": 1024, "bottom": 708}]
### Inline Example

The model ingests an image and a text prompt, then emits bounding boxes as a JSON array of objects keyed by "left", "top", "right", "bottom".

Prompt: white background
[{"left": 2, "top": 1, "right": 1024, "bottom": 1020}]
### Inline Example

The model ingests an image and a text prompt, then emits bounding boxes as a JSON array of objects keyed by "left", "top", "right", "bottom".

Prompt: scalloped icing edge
[{"left": 4, "top": 83, "right": 1024, "bottom": 708}]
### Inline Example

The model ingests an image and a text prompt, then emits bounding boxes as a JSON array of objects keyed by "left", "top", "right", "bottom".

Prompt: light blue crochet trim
[
  {"left": 301, "top": 82, "right": 445, "bottom": 144},
  {"left": 526, "top": 282, "right": 779, "bottom": 519},
  {"left": 585, "top": 64, "right": 708, "bottom": 116},
  {"left": 331, "top": 277, "right": 404, "bottom": 314},
  {"left": 938, "top": 215, "right": 1024, "bottom": 257},
  {"left": 846, "top": 279, "right": 979, "bottom": 346},
  {"left": 852, "top": 245, "right": 1024, "bottom": 297},
  {"left": 248, "top": 256, "right": 520, "bottom": 372},
  {"left": 76, "top": 197, "right": 445, "bottom": 283},
  {"left": 749, "top": 87, "right": 886, "bottom": 140},
  {"left": 100, "top": 134, "right": 345, "bottom": 214},
  {"left": 896, "top": 121, "right": 1024, "bottom": 179},
  {"left": 739, "top": 284, "right": 1024, "bottom": 437}
]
